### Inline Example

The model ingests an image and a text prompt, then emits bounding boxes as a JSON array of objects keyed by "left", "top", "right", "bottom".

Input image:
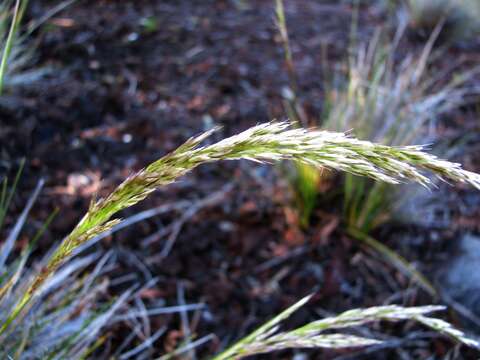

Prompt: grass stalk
[
  {"left": 275, "top": 0, "right": 296, "bottom": 94},
  {"left": 275, "top": 0, "right": 318, "bottom": 226},
  {"left": 0, "top": 159, "right": 24, "bottom": 230},
  {"left": 275, "top": 0, "right": 307, "bottom": 128}
]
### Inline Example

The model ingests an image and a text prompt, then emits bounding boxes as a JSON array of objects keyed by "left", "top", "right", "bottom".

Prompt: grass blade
[{"left": 0, "top": 0, "right": 21, "bottom": 95}]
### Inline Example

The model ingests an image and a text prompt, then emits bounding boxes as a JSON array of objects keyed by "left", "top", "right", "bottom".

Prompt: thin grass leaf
[
  {"left": 157, "top": 334, "right": 215, "bottom": 360},
  {"left": 27, "top": 208, "right": 58, "bottom": 253},
  {"left": 0, "top": 159, "right": 25, "bottom": 231},
  {"left": 0, "top": 247, "right": 29, "bottom": 305},
  {"left": 0, "top": 0, "right": 21, "bottom": 94},
  {"left": 0, "top": 178, "right": 44, "bottom": 268},
  {"left": 119, "top": 326, "right": 166, "bottom": 360},
  {"left": 78, "top": 335, "right": 107, "bottom": 360}
]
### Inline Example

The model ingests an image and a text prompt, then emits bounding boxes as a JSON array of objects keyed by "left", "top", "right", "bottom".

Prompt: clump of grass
[
  {"left": 320, "top": 23, "right": 477, "bottom": 294},
  {"left": 0, "top": 167, "right": 207, "bottom": 359},
  {"left": 274, "top": 0, "right": 478, "bottom": 233},
  {"left": 1, "top": 121, "right": 480, "bottom": 356},
  {"left": 214, "top": 295, "right": 479, "bottom": 359},
  {"left": 0, "top": 168, "right": 123, "bottom": 358},
  {"left": 405, "top": 0, "right": 480, "bottom": 41},
  {"left": 324, "top": 24, "right": 475, "bottom": 234}
]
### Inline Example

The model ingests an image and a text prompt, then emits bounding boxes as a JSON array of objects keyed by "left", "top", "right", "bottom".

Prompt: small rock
[{"left": 438, "top": 234, "right": 480, "bottom": 322}]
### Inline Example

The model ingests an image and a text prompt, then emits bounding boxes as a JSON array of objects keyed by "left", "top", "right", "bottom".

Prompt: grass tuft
[
  {"left": 324, "top": 24, "right": 475, "bottom": 233},
  {"left": 0, "top": 168, "right": 125, "bottom": 358}
]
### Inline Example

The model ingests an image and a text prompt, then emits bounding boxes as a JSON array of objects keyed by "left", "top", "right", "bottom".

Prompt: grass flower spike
[
  {"left": 2, "top": 121, "right": 480, "bottom": 340},
  {"left": 213, "top": 296, "right": 480, "bottom": 359}
]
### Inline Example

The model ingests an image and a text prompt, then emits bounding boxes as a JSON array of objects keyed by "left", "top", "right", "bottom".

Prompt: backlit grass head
[{"left": 214, "top": 295, "right": 480, "bottom": 359}]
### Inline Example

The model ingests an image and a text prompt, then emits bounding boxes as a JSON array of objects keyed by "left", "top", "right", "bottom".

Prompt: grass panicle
[
  {"left": 214, "top": 295, "right": 480, "bottom": 359},
  {"left": 2, "top": 121, "right": 480, "bottom": 345}
]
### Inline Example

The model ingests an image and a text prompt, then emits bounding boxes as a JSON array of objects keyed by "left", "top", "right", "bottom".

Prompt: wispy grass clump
[
  {"left": 0, "top": 248, "right": 131, "bottom": 359},
  {"left": 0, "top": 169, "right": 205, "bottom": 359},
  {"left": 316, "top": 19, "right": 477, "bottom": 295},
  {"left": 323, "top": 23, "right": 476, "bottom": 233},
  {"left": 0, "top": 170, "right": 125, "bottom": 359},
  {"left": 213, "top": 295, "right": 479, "bottom": 359}
]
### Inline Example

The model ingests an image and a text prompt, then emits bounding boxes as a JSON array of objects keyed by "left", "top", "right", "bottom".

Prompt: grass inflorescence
[
  {"left": 214, "top": 295, "right": 479, "bottom": 359},
  {"left": 1, "top": 121, "right": 479, "bottom": 356}
]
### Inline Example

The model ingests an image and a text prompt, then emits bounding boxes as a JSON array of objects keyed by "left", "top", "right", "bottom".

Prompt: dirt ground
[{"left": 1, "top": 0, "right": 480, "bottom": 358}]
